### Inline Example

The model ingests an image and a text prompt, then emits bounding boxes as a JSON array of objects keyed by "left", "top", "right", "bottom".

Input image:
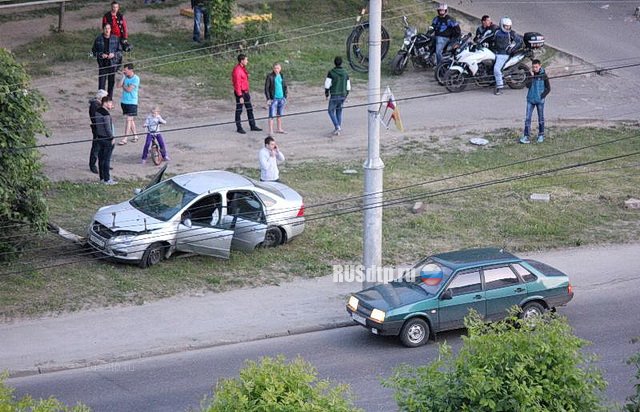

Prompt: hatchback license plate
[
  {"left": 90, "top": 234, "right": 105, "bottom": 248},
  {"left": 351, "top": 312, "right": 366, "bottom": 325}
]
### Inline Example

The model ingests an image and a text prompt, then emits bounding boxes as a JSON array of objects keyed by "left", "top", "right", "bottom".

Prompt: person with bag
[{"left": 102, "top": 1, "right": 131, "bottom": 53}]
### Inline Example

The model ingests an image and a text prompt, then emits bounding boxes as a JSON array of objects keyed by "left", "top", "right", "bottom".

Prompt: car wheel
[
  {"left": 400, "top": 318, "right": 430, "bottom": 347},
  {"left": 520, "top": 301, "right": 545, "bottom": 319},
  {"left": 262, "top": 226, "right": 283, "bottom": 248},
  {"left": 139, "top": 242, "right": 165, "bottom": 268}
]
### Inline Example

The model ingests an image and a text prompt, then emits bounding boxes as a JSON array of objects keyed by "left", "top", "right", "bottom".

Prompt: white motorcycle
[{"left": 443, "top": 32, "right": 544, "bottom": 93}]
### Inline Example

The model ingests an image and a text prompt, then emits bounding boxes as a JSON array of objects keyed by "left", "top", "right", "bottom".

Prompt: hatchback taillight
[{"left": 296, "top": 204, "right": 305, "bottom": 217}]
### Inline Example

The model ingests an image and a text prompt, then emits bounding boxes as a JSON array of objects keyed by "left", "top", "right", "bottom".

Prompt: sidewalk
[{"left": 2, "top": 243, "right": 639, "bottom": 377}]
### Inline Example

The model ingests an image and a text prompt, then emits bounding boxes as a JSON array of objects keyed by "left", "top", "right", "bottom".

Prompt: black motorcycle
[{"left": 390, "top": 16, "right": 461, "bottom": 76}]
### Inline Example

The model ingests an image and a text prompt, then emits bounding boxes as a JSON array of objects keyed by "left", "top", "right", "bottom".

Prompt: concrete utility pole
[{"left": 362, "top": 0, "right": 384, "bottom": 289}]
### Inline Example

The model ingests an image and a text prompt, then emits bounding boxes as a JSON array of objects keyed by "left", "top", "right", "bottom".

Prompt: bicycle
[
  {"left": 346, "top": 2, "right": 391, "bottom": 73},
  {"left": 148, "top": 133, "right": 163, "bottom": 166}
]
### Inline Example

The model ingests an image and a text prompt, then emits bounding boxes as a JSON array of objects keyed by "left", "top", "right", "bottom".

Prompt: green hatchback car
[{"left": 346, "top": 248, "right": 574, "bottom": 347}]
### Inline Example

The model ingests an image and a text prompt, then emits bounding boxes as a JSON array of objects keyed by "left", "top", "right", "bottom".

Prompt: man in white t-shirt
[{"left": 258, "top": 136, "right": 285, "bottom": 182}]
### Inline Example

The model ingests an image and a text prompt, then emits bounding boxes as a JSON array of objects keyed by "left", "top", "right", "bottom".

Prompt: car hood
[
  {"left": 93, "top": 201, "right": 166, "bottom": 233},
  {"left": 355, "top": 281, "right": 429, "bottom": 311}
]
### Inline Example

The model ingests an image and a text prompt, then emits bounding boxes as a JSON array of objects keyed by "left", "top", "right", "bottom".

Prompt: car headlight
[
  {"left": 111, "top": 231, "right": 139, "bottom": 246},
  {"left": 370, "top": 308, "right": 385, "bottom": 323},
  {"left": 347, "top": 296, "right": 359, "bottom": 311}
]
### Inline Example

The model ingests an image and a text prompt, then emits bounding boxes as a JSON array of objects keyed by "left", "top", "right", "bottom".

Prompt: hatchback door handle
[
  {"left": 473, "top": 294, "right": 483, "bottom": 300},
  {"left": 514, "top": 287, "right": 525, "bottom": 293}
]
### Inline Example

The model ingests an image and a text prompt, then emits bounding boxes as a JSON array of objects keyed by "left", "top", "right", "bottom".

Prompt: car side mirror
[
  {"left": 440, "top": 289, "right": 453, "bottom": 300},
  {"left": 182, "top": 218, "right": 192, "bottom": 228}
]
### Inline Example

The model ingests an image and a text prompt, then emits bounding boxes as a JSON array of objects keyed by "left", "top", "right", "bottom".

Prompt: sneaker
[
  {"left": 237, "top": 129, "right": 247, "bottom": 134},
  {"left": 103, "top": 179, "right": 118, "bottom": 185},
  {"left": 494, "top": 88, "right": 503, "bottom": 95},
  {"left": 250, "top": 126, "right": 263, "bottom": 132},
  {"left": 519, "top": 136, "right": 531, "bottom": 144},
  {"left": 141, "top": 159, "right": 146, "bottom": 165},
  {"left": 333, "top": 128, "right": 341, "bottom": 136},
  {"left": 90, "top": 167, "right": 99, "bottom": 174},
  {"left": 164, "top": 156, "right": 171, "bottom": 161},
  {"left": 537, "top": 135, "right": 545, "bottom": 143}
]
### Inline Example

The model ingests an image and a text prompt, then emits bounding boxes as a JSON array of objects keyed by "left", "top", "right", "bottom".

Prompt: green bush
[
  {"left": 384, "top": 311, "right": 607, "bottom": 412},
  {"left": 624, "top": 337, "right": 640, "bottom": 412},
  {"left": 0, "top": 373, "right": 91, "bottom": 411},
  {"left": 200, "top": 355, "right": 362, "bottom": 412},
  {"left": 0, "top": 48, "right": 49, "bottom": 259}
]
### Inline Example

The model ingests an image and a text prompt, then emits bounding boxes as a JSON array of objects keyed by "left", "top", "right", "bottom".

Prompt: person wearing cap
[
  {"left": 431, "top": 3, "right": 461, "bottom": 64},
  {"left": 89, "top": 89, "right": 108, "bottom": 174},
  {"left": 493, "top": 17, "right": 522, "bottom": 95}
]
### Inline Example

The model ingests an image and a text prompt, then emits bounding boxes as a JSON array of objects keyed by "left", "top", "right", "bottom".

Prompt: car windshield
[
  {"left": 130, "top": 180, "right": 197, "bottom": 221},
  {"left": 403, "top": 258, "right": 453, "bottom": 295}
]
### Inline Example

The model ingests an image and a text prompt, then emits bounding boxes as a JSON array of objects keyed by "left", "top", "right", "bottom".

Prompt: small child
[{"left": 141, "top": 106, "right": 169, "bottom": 164}]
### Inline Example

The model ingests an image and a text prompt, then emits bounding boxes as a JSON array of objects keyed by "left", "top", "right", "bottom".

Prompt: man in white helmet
[
  {"left": 493, "top": 16, "right": 522, "bottom": 95},
  {"left": 431, "top": 3, "right": 461, "bottom": 64}
]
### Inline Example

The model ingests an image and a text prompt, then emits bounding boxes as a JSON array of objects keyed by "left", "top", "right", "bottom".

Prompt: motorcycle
[
  {"left": 390, "top": 16, "right": 463, "bottom": 75},
  {"left": 443, "top": 32, "right": 545, "bottom": 93},
  {"left": 433, "top": 32, "right": 474, "bottom": 85}
]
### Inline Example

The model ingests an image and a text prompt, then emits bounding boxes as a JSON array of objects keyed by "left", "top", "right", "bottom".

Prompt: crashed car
[
  {"left": 346, "top": 248, "right": 574, "bottom": 347},
  {"left": 87, "top": 166, "right": 305, "bottom": 267}
]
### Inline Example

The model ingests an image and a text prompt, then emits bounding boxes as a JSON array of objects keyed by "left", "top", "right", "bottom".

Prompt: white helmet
[
  {"left": 437, "top": 3, "right": 448, "bottom": 12},
  {"left": 500, "top": 17, "right": 512, "bottom": 31}
]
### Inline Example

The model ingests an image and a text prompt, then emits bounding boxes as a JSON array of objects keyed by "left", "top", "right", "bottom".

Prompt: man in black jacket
[
  {"left": 264, "top": 63, "right": 288, "bottom": 136},
  {"left": 89, "top": 89, "right": 108, "bottom": 174},
  {"left": 94, "top": 96, "right": 117, "bottom": 185},
  {"left": 91, "top": 24, "right": 122, "bottom": 98}
]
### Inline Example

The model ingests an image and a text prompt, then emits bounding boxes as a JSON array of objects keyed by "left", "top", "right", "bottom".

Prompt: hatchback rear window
[{"left": 525, "top": 259, "right": 567, "bottom": 277}]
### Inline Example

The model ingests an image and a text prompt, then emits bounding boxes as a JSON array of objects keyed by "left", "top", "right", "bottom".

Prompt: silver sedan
[{"left": 87, "top": 167, "right": 305, "bottom": 267}]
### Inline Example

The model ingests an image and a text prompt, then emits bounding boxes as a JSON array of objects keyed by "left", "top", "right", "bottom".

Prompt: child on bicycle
[{"left": 141, "top": 106, "right": 169, "bottom": 164}]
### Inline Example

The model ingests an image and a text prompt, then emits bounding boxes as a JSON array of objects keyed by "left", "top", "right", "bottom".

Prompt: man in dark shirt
[
  {"left": 89, "top": 89, "right": 108, "bottom": 174},
  {"left": 94, "top": 96, "right": 117, "bottom": 185},
  {"left": 91, "top": 24, "right": 122, "bottom": 98}
]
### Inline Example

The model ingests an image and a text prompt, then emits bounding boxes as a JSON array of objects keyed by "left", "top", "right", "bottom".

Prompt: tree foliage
[
  {"left": 208, "top": 0, "right": 234, "bottom": 44},
  {"left": 624, "top": 337, "right": 640, "bottom": 412},
  {"left": 0, "top": 48, "right": 49, "bottom": 258},
  {"left": 200, "top": 355, "right": 362, "bottom": 412},
  {"left": 384, "top": 311, "right": 607, "bottom": 412},
  {"left": 0, "top": 373, "right": 91, "bottom": 411}
]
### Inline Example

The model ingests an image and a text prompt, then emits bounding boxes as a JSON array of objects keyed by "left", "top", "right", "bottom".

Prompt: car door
[
  {"left": 483, "top": 265, "right": 526, "bottom": 322},
  {"left": 175, "top": 193, "right": 234, "bottom": 259},
  {"left": 437, "top": 269, "right": 485, "bottom": 331},
  {"left": 226, "top": 191, "right": 267, "bottom": 251}
]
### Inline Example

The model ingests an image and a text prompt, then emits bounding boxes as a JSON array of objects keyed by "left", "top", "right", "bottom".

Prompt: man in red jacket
[
  {"left": 232, "top": 54, "right": 262, "bottom": 134},
  {"left": 102, "top": 1, "right": 130, "bottom": 52}
]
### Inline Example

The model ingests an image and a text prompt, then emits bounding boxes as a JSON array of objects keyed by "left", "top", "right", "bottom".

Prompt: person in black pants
[
  {"left": 89, "top": 89, "right": 108, "bottom": 174},
  {"left": 94, "top": 96, "right": 118, "bottom": 185},
  {"left": 231, "top": 54, "right": 262, "bottom": 134},
  {"left": 91, "top": 24, "right": 122, "bottom": 98}
]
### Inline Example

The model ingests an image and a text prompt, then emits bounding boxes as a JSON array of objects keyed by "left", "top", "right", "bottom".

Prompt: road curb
[{"left": 7, "top": 320, "right": 357, "bottom": 378}]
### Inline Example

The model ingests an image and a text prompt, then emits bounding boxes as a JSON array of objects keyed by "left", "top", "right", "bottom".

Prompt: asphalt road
[
  {"left": 454, "top": 0, "right": 640, "bottom": 79},
  {"left": 8, "top": 248, "right": 640, "bottom": 412}
]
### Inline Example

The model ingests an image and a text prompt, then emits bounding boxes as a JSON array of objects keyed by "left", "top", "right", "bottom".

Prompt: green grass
[{"left": 1, "top": 126, "right": 639, "bottom": 318}]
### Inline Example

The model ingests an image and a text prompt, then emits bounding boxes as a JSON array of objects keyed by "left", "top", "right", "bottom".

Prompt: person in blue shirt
[
  {"left": 520, "top": 59, "right": 551, "bottom": 144},
  {"left": 118, "top": 63, "right": 140, "bottom": 145},
  {"left": 264, "top": 62, "right": 288, "bottom": 136},
  {"left": 431, "top": 3, "right": 460, "bottom": 64}
]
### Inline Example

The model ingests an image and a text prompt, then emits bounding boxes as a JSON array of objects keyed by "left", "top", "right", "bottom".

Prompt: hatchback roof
[
  {"left": 171, "top": 171, "right": 254, "bottom": 195},
  {"left": 431, "top": 248, "right": 519, "bottom": 270}
]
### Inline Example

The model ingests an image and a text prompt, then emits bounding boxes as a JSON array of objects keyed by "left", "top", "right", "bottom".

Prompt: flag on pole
[{"left": 379, "top": 86, "right": 404, "bottom": 131}]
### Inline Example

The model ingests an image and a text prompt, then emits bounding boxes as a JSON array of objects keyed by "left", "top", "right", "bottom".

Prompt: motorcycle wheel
[
  {"left": 505, "top": 62, "right": 531, "bottom": 89},
  {"left": 346, "top": 23, "right": 391, "bottom": 73},
  {"left": 434, "top": 60, "right": 451, "bottom": 85},
  {"left": 390, "top": 53, "right": 408, "bottom": 75},
  {"left": 444, "top": 70, "right": 468, "bottom": 93}
]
